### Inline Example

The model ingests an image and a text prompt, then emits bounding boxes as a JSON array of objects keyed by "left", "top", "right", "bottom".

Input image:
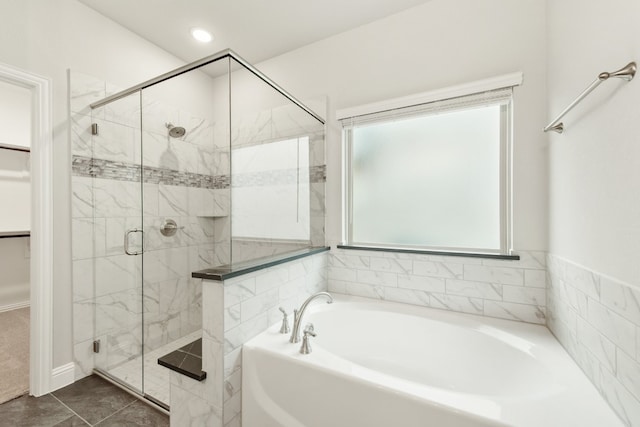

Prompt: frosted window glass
[
  {"left": 351, "top": 105, "right": 501, "bottom": 250},
  {"left": 232, "top": 137, "right": 310, "bottom": 240}
]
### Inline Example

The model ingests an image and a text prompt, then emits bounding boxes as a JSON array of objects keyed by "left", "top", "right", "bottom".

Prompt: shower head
[{"left": 166, "top": 122, "right": 186, "bottom": 138}]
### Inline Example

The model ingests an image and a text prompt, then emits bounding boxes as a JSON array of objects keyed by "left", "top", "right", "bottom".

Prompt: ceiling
[{"left": 79, "top": 0, "right": 431, "bottom": 65}]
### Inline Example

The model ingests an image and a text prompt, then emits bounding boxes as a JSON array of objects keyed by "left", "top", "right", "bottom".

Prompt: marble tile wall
[
  {"left": 547, "top": 254, "right": 640, "bottom": 426},
  {"left": 170, "top": 251, "right": 328, "bottom": 427},
  {"left": 328, "top": 246, "right": 547, "bottom": 324},
  {"left": 70, "top": 70, "right": 229, "bottom": 380}
]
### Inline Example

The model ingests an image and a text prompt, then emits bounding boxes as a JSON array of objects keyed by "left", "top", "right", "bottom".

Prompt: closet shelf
[
  {"left": 0, "top": 143, "right": 30, "bottom": 153},
  {"left": 0, "top": 231, "right": 30, "bottom": 239}
]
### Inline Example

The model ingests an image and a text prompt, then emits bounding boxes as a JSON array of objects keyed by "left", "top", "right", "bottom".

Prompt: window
[
  {"left": 232, "top": 136, "right": 310, "bottom": 241},
  {"left": 341, "top": 86, "right": 515, "bottom": 255}
]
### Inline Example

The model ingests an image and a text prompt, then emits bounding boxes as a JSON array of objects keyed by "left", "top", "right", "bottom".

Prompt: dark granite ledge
[
  {"left": 337, "top": 245, "right": 520, "bottom": 260},
  {"left": 192, "top": 246, "right": 330, "bottom": 281},
  {"left": 158, "top": 339, "right": 206, "bottom": 381}
]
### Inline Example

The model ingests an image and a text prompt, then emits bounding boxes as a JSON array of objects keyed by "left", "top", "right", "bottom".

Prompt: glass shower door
[
  {"left": 91, "top": 91, "right": 145, "bottom": 394},
  {"left": 138, "top": 57, "right": 230, "bottom": 408}
]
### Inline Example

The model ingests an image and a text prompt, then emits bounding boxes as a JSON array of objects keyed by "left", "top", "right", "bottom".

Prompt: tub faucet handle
[
  {"left": 278, "top": 307, "right": 290, "bottom": 334},
  {"left": 300, "top": 323, "right": 316, "bottom": 355},
  {"left": 304, "top": 323, "right": 315, "bottom": 335}
]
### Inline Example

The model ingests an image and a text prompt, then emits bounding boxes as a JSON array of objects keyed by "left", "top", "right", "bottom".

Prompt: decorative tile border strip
[
  {"left": 231, "top": 165, "right": 326, "bottom": 187},
  {"left": 143, "top": 166, "right": 230, "bottom": 189},
  {"left": 72, "top": 155, "right": 326, "bottom": 188},
  {"left": 72, "top": 155, "right": 141, "bottom": 182},
  {"left": 72, "top": 155, "right": 230, "bottom": 189}
]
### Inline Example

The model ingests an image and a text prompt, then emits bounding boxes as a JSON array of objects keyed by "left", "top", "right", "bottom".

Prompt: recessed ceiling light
[{"left": 190, "top": 27, "right": 213, "bottom": 43}]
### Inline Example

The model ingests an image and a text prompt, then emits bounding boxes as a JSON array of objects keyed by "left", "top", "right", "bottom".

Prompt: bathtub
[{"left": 242, "top": 294, "right": 622, "bottom": 427}]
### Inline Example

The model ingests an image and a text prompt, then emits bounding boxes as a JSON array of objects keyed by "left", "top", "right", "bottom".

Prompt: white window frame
[{"left": 337, "top": 73, "right": 522, "bottom": 256}]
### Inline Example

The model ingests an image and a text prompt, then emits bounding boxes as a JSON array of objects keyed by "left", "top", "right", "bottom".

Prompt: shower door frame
[{"left": 89, "top": 49, "right": 324, "bottom": 125}]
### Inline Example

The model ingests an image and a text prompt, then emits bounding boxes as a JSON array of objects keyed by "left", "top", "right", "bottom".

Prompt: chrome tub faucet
[{"left": 289, "top": 292, "right": 333, "bottom": 344}]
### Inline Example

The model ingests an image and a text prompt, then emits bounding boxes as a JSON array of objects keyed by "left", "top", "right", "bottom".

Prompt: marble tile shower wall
[
  {"left": 547, "top": 254, "right": 640, "bottom": 426},
  {"left": 70, "top": 71, "right": 229, "bottom": 380},
  {"left": 229, "top": 102, "right": 326, "bottom": 263},
  {"left": 328, "top": 247, "right": 547, "bottom": 324},
  {"left": 169, "top": 252, "right": 328, "bottom": 427}
]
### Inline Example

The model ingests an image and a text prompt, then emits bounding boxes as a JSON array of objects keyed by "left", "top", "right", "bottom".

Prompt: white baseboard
[
  {"left": 50, "top": 363, "right": 75, "bottom": 392},
  {"left": 0, "top": 300, "right": 30, "bottom": 313}
]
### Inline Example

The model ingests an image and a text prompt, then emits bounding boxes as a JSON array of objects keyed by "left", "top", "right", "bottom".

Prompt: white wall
[
  {"left": 255, "top": 0, "right": 548, "bottom": 253},
  {"left": 546, "top": 0, "right": 640, "bottom": 423},
  {"left": 0, "top": 0, "right": 196, "bottom": 368},
  {"left": 547, "top": 0, "right": 640, "bottom": 287}
]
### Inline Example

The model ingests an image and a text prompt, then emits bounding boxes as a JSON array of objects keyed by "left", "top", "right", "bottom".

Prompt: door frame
[{"left": 0, "top": 62, "right": 54, "bottom": 397}]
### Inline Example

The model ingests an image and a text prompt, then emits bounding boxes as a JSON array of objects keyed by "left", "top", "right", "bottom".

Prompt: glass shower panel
[
  {"left": 229, "top": 59, "right": 325, "bottom": 263},
  {"left": 80, "top": 51, "right": 326, "bottom": 413},
  {"left": 139, "top": 58, "right": 230, "bottom": 406},
  {"left": 91, "top": 91, "right": 144, "bottom": 394}
]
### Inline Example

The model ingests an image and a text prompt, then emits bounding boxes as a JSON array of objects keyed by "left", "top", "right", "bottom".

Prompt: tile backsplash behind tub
[{"left": 328, "top": 246, "right": 547, "bottom": 324}]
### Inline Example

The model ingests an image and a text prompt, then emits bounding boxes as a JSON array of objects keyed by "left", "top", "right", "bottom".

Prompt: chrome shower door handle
[{"left": 124, "top": 228, "right": 144, "bottom": 255}]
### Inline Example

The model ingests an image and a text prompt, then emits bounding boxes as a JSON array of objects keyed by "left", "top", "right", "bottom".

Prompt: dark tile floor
[{"left": 0, "top": 375, "right": 169, "bottom": 427}]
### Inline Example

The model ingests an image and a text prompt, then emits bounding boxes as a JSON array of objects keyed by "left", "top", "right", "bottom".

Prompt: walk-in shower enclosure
[{"left": 69, "top": 50, "right": 325, "bottom": 407}]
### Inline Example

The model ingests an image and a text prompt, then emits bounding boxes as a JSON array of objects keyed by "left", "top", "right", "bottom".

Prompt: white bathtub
[{"left": 242, "top": 294, "right": 622, "bottom": 427}]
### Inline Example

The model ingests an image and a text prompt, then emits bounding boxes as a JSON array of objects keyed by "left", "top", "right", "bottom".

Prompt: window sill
[{"left": 336, "top": 245, "right": 520, "bottom": 261}]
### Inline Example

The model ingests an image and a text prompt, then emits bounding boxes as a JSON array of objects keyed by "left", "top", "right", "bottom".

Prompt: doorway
[
  {"left": 0, "top": 61, "right": 53, "bottom": 398},
  {"left": 0, "top": 79, "right": 32, "bottom": 403}
]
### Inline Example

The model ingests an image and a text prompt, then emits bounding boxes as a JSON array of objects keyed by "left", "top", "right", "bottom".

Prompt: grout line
[
  {"left": 49, "top": 393, "right": 92, "bottom": 426},
  {"left": 91, "top": 400, "right": 137, "bottom": 426}
]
